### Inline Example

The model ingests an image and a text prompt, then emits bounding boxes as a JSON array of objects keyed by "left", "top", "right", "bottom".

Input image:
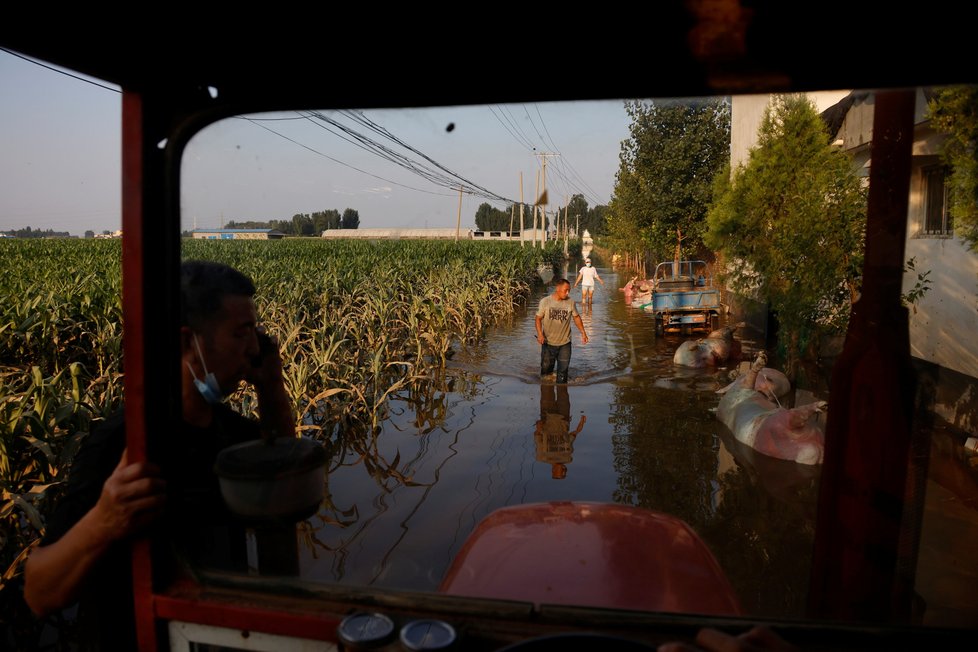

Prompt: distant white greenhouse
[
  {"left": 321, "top": 228, "right": 551, "bottom": 241},
  {"left": 191, "top": 229, "right": 285, "bottom": 240}
]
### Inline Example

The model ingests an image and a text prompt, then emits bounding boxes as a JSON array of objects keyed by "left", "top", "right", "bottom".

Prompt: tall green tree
[
  {"left": 291, "top": 213, "right": 315, "bottom": 236},
  {"left": 928, "top": 85, "right": 978, "bottom": 250},
  {"left": 311, "top": 210, "right": 329, "bottom": 233},
  {"left": 585, "top": 204, "right": 609, "bottom": 236},
  {"left": 226, "top": 219, "right": 275, "bottom": 230},
  {"left": 554, "top": 195, "right": 608, "bottom": 238},
  {"left": 607, "top": 98, "right": 731, "bottom": 262},
  {"left": 605, "top": 166, "right": 646, "bottom": 259},
  {"left": 0, "top": 227, "right": 71, "bottom": 238},
  {"left": 705, "top": 94, "right": 867, "bottom": 369},
  {"left": 341, "top": 208, "right": 360, "bottom": 229},
  {"left": 474, "top": 202, "right": 513, "bottom": 231},
  {"left": 562, "top": 194, "right": 589, "bottom": 236},
  {"left": 322, "top": 209, "right": 342, "bottom": 231}
]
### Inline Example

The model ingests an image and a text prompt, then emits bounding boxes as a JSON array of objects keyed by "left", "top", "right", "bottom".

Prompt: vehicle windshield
[
  {"left": 3, "top": 52, "right": 975, "bottom": 643},
  {"left": 174, "top": 91, "right": 978, "bottom": 627},
  {"left": 0, "top": 30, "right": 978, "bottom": 649}
]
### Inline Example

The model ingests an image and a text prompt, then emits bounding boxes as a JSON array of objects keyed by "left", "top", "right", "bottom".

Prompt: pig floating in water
[
  {"left": 717, "top": 364, "right": 790, "bottom": 401},
  {"left": 673, "top": 323, "right": 744, "bottom": 368},
  {"left": 630, "top": 280, "right": 654, "bottom": 308},
  {"left": 716, "top": 352, "right": 826, "bottom": 465},
  {"left": 620, "top": 276, "right": 639, "bottom": 304}
]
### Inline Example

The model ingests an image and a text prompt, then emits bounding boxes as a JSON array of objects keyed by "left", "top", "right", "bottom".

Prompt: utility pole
[
  {"left": 519, "top": 172, "right": 525, "bottom": 248},
  {"left": 533, "top": 170, "right": 540, "bottom": 248},
  {"left": 563, "top": 201, "right": 569, "bottom": 257},
  {"left": 456, "top": 186, "right": 463, "bottom": 243},
  {"left": 535, "top": 152, "right": 558, "bottom": 248}
]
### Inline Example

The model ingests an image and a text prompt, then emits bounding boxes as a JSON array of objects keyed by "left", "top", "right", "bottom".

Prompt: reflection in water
[
  {"left": 226, "top": 263, "right": 835, "bottom": 618},
  {"left": 534, "top": 384, "right": 587, "bottom": 479},
  {"left": 717, "top": 426, "right": 820, "bottom": 505}
]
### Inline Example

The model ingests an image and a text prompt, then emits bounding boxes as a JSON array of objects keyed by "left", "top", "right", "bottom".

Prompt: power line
[
  {"left": 339, "top": 110, "right": 515, "bottom": 203},
  {"left": 530, "top": 105, "right": 604, "bottom": 205},
  {"left": 309, "top": 110, "right": 469, "bottom": 192},
  {"left": 488, "top": 105, "right": 535, "bottom": 151},
  {"left": 518, "top": 104, "right": 605, "bottom": 207},
  {"left": 246, "top": 112, "right": 518, "bottom": 207},
  {"left": 3, "top": 45, "right": 611, "bottom": 213},
  {"left": 239, "top": 116, "right": 453, "bottom": 197},
  {"left": 533, "top": 104, "right": 605, "bottom": 204},
  {"left": 490, "top": 102, "right": 606, "bottom": 208},
  {"left": 0, "top": 47, "right": 120, "bottom": 93}
]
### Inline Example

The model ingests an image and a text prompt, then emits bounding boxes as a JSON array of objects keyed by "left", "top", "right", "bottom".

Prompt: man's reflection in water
[{"left": 534, "top": 384, "right": 587, "bottom": 479}]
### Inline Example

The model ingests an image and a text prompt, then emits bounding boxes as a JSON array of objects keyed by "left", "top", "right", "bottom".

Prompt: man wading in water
[{"left": 535, "top": 278, "right": 588, "bottom": 384}]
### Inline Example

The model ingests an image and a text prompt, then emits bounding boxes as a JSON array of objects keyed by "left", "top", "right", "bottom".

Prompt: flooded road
[{"left": 297, "top": 260, "right": 823, "bottom": 618}]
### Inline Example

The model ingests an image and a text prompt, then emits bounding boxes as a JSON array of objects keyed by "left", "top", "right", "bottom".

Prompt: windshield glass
[{"left": 172, "top": 90, "right": 978, "bottom": 626}]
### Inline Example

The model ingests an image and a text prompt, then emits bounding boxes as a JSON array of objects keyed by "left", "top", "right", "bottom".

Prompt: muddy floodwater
[
  {"left": 223, "top": 259, "right": 978, "bottom": 628},
  {"left": 288, "top": 261, "right": 823, "bottom": 619}
]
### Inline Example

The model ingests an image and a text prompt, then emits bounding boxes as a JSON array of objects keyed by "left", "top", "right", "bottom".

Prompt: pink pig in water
[
  {"left": 620, "top": 276, "right": 638, "bottom": 305},
  {"left": 716, "top": 365, "right": 790, "bottom": 401},
  {"left": 629, "top": 280, "right": 654, "bottom": 308},
  {"left": 715, "top": 352, "right": 826, "bottom": 465},
  {"left": 673, "top": 323, "right": 744, "bottom": 368}
]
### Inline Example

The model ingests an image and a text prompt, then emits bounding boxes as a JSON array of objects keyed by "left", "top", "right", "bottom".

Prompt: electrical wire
[
  {"left": 338, "top": 110, "right": 515, "bottom": 203},
  {"left": 0, "top": 46, "right": 120, "bottom": 93},
  {"left": 531, "top": 104, "right": 604, "bottom": 205},
  {"left": 240, "top": 117, "right": 453, "bottom": 197}
]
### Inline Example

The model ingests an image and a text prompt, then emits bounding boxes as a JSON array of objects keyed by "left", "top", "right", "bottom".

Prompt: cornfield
[{"left": 0, "top": 236, "right": 561, "bottom": 644}]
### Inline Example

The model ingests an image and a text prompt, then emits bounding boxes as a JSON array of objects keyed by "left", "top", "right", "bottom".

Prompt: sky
[
  {"left": 0, "top": 48, "right": 122, "bottom": 235},
  {"left": 1, "top": 47, "right": 635, "bottom": 236}
]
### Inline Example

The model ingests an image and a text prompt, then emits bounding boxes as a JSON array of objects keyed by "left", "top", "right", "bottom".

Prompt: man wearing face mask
[
  {"left": 572, "top": 257, "right": 604, "bottom": 305},
  {"left": 23, "top": 260, "right": 295, "bottom": 651}
]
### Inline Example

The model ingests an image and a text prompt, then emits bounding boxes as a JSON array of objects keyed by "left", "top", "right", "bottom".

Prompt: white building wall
[
  {"left": 729, "top": 86, "right": 978, "bottom": 416},
  {"left": 730, "top": 90, "right": 850, "bottom": 170},
  {"left": 905, "top": 235, "right": 978, "bottom": 378},
  {"left": 831, "top": 88, "right": 978, "bottom": 380}
]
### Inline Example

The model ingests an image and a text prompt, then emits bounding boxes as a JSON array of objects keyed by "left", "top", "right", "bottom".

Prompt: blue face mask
[
  {"left": 187, "top": 333, "right": 223, "bottom": 405},
  {"left": 586, "top": 262, "right": 592, "bottom": 267}
]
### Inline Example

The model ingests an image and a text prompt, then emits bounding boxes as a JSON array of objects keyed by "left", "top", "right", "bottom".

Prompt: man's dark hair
[
  {"left": 554, "top": 278, "right": 570, "bottom": 288},
  {"left": 180, "top": 260, "right": 256, "bottom": 330}
]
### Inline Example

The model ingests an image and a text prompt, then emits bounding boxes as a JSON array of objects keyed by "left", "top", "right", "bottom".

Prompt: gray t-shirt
[{"left": 536, "top": 295, "right": 578, "bottom": 346}]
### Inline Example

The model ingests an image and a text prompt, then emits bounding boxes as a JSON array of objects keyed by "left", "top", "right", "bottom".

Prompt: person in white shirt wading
[{"left": 572, "top": 257, "right": 604, "bottom": 305}]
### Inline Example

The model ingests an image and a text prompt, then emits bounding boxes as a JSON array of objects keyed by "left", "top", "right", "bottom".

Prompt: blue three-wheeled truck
[{"left": 640, "top": 260, "right": 721, "bottom": 334}]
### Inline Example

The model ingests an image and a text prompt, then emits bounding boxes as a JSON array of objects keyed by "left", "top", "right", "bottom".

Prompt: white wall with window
[
  {"left": 906, "top": 152, "right": 978, "bottom": 380},
  {"left": 921, "top": 165, "right": 952, "bottom": 236},
  {"left": 733, "top": 89, "right": 978, "bottom": 382}
]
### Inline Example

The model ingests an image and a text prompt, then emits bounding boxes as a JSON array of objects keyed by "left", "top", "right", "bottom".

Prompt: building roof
[
  {"left": 322, "top": 228, "right": 466, "bottom": 238},
  {"left": 820, "top": 91, "right": 872, "bottom": 137},
  {"left": 192, "top": 228, "right": 277, "bottom": 233}
]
